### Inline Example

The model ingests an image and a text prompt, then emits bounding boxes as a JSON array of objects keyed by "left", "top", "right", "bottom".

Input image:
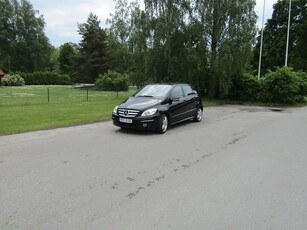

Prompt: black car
[{"left": 112, "top": 83, "right": 203, "bottom": 134}]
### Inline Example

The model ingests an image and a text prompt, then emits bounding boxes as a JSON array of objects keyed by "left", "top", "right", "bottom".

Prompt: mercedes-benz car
[{"left": 112, "top": 83, "right": 203, "bottom": 134}]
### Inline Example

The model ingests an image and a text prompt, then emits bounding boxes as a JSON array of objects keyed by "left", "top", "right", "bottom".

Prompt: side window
[
  {"left": 171, "top": 86, "right": 184, "bottom": 99},
  {"left": 182, "top": 84, "right": 193, "bottom": 96}
]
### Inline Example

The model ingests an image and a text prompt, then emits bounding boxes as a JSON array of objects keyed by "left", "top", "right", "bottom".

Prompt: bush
[
  {"left": 96, "top": 71, "right": 129, "bottom": 91},
  {"left": 1, "top": 74, "right": 25, "bottom": 86},
  {"left": 296, "top": 71, "right": 307, "bottom": 97},
  {"left": 228, "top": 73, "right": 261, "bottom": 101},
  {"left": 261, "top": 67, "right": 305, "bottom": 104},
  {"left": 20, "top": 71, "right": 70, "bottom": 85}
]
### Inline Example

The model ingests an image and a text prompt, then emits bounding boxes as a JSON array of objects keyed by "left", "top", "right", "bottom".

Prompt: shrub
[
  {"left": 96, "top": 71, "right": 129, "bottom": 91},
  {"left": 261, "top": 67, "right": 305, "bottom": 104},
  {"left": 228, "top": 73, "right": 261, "bottom": 101},
  {"left": 296, "top": 71, "right": 307, "bottom": 97},
  {"left": 1, "top": 74, "right": 25, "bottom": 86},
  {"left": 20, "top": 71, "right": 70, "bottom": 85}
]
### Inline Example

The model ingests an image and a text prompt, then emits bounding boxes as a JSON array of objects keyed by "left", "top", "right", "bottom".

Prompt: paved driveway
[{"left": 1, "top": 105, "right": 307, "bottom": 229}]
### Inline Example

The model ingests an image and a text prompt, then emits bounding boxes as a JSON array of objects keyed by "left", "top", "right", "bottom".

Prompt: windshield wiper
[{"left": 137, "top": 95, "right": 154, "bottom": 98}]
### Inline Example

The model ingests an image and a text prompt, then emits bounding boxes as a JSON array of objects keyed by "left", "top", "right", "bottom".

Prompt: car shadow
[
  {"left": 114, "top": 119, "right": 197, "bottom": 136},
  {"left": 115, "top": 128, "right": 156, "bottom": 136}
]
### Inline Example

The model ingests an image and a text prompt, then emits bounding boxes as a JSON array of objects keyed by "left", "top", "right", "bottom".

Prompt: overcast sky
[{"left": 30, "top": 0, "right": 278, "bottom": 47}]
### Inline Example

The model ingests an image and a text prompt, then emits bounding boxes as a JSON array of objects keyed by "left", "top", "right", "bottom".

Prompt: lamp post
[
  {"left": 258, "top": 0, "right": 266, "bottom": 80},
  {"left": 285, "top": 0, "right": 292, "bottom": 66}
]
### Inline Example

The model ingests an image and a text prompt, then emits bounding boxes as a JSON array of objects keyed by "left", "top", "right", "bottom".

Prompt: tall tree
[
  {"left": 107, "top": 0, "right": 257, "bottom": 97},
  {"left": 0, "top": 0, "right": 14, "bottom": 71},
  {"left": 106, "top": 0, "right": 134, "bottom": 73},
  {"left": 107, "top": 0, "right": 132, "bottom": 46},
  {"left": 194, "top": 0, "right": 257, "bottom": 97},
  {"left": 72, "top": 13, "right": 109, "bottom": 83},
  {"left": 128, "top": 4, "right": 150, "bottom": 86},
  {"left": 143, "top": 0, "right": 192, "bottom": 82},
  {"left": 254, "top": 0, "right": 307, "bottom": 73},
  {"left": 0, "top": 0, "right": 52, "bottom": 72},
  {"left": 58, "top": 42, "right": 77, "bottom": 75}
]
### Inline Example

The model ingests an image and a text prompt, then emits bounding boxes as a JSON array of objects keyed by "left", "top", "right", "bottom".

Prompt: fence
[{"left": 0, "top": 85, "right": 134, "bottom": 106}]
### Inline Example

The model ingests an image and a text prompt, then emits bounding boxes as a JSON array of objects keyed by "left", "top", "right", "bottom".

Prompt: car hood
[{"left": 119, "top": 96, "right": 162, "bottom": 111}]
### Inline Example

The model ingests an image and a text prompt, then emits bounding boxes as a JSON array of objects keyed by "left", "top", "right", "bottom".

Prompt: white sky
[{"left": 30, "top": 0, "right": 278, "bottom": 47}]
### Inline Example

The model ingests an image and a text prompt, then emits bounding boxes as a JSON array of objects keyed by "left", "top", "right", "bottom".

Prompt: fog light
[{"left": 143, "top": 123, "right": 147, "bottom": 127}]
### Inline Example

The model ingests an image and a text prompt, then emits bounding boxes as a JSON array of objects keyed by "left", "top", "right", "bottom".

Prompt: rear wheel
[
  {"left": 156, "top": 114, "right": 168, "bottom": 134},
  {"left": 193, "top": 107, "right": 203, "bottom": 122}
]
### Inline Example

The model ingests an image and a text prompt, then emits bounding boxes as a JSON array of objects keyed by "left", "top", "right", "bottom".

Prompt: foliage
[
  {"left": 261, "top": 67, "right": 306, "bottom": 104},
  {"left": 107, "top": 0, "right": 257, "bottom": 98},
  {"left": 296, "top": 71, "right": 307, "bottom": 96},
  {"left": 58, "top": 43, "right": 77, "bottom": 76},
  {"left": 0, "top": 0, "right": 52, "bottom": 72},
  {"left": 96, "top": 70, "right": 129, "bottom": 91},
  {"left": 50, "top": 47, "right": 60, "bottom": 72},
  {"left": 1, "top": 74, "right": 25, "bottom": 86},
  {"left": 20, "top": 71, "right": 70, "bottom": 85},
  {"left": 195, "top": 0, "right": 257, "bottom": 97},
  {"left": 254, "top": 0, "right": 307, "bottom": 74},
  {"left": 72, "top": 13, "right": 109, "bottom": 83},
  {"left": 106, "top": 32, "right": 133, "bottom": 74},
  {"left": 228, "top": 73, "right": 261, "bottom": 101}
]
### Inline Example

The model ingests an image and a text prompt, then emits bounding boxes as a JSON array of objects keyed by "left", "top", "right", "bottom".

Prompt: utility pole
[
  {"left": 285, "top": 0, "right": 292, "bottom": 66},
  {"left": 258, "top": 0, "right": 266, "bottom": 80}
]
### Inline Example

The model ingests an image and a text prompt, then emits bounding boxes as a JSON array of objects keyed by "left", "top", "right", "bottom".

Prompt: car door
[
  {"left": 181, "top": 84, "right": 198, "bottom": 118},
  {"left": 168, "top": 85, "right": 186, "bottom": 124}
]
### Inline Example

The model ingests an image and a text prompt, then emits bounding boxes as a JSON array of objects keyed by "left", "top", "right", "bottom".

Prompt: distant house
[{"left": 0, "top": 69, "right": 5, "bottom": 86}]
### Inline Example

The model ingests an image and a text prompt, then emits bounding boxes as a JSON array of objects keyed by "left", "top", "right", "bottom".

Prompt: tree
[
  {"left": 107, "top": 0, "right": 257, "bottom": 97},
  {"left": 143, "top": 0, "right": 190, "bottom": 83},
  {"left": 72, "top": 13, "right": 109, "bottom": 83},
  {"left": 58, "top": 42, "right": 77, "bottom": 75},
  {"left": 0, "top": 0, "right": 14, "bottom": 71},
  {"left": 106, "top": 0, "right": 134, "bottom": 73},
  {"left": 107, "top": 0, "right": 132, "bottom": 46},
  {"left": 194, "top": 0, "right": 257, "bottom": 97},
  {"left": 254, "top": 0, "right": 307, "bottom": 73},
  {"left": 0, "top": 0, "right": 52, "bottom": 72},
  {"left": 128, "top": 5, "right": 150, "bottom": 86}
]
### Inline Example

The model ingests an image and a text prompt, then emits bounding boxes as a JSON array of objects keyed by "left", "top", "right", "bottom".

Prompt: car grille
[{"left": 118, "top": 109, "right": 139, "bottom": 118}]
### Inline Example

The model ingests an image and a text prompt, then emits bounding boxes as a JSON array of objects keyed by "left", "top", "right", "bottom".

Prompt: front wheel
[
  {"left": 156, "top": 114, "right": 168, "bottom": 134},
  {"left": 193, "top": 107, "right": 203, "bottom": 122}
]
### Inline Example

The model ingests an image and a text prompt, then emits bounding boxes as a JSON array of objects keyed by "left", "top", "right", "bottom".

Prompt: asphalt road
[{"left": 0, "top": 105, "right": 307, "bottom": 230}]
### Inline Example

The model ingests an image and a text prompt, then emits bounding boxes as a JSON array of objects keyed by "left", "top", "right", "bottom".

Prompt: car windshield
[{"left": 134, "top": 85, "right": 172, "bottom": 98}]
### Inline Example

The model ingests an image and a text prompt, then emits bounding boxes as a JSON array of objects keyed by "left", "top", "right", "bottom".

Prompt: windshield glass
[{"left": 134, "top": 84, "right": 172, "bottom": 98}]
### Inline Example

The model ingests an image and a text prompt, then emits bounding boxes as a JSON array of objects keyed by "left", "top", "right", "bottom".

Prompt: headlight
[
  {"left": 141, "top": 108, "right": 157, "bottom": 117},
  {"left": 113, "top": 106, "right": 118, "bottom": 114}
]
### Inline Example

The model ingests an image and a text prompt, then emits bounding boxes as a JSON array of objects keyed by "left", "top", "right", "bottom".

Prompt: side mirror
[{"left": 168, "top": 98, "right": 173, "bottom": 105}]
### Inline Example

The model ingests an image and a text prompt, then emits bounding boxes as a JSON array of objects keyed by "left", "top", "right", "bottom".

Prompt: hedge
[{"left": 20, "top": 71, "right": 70, "bottom": 85}]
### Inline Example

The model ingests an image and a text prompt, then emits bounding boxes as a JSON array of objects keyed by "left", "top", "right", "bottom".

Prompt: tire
[
  {"left": 156, "top": 114, "right": 168, "bottom": 134},
  {"left": 193, "top": 107, "right": 203, "bottom": 122}
]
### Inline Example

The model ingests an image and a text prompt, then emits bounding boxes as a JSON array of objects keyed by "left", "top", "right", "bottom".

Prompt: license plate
[{"left": 119, "top": 118, "right": 132, "bottom": 124}]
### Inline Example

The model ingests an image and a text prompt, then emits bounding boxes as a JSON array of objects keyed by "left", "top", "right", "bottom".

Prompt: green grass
[{"left": 0, "top": 85, "right": 134, "bottom": 135}]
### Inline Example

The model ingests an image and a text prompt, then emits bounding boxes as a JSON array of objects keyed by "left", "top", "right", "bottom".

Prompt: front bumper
[{"left": 112, "top": 114, "right": 159, "bottom": 131}]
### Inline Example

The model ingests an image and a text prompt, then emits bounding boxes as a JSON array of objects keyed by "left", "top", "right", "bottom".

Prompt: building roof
[{"left": 0, "top": 69, "right": 5, "bottom": 77}]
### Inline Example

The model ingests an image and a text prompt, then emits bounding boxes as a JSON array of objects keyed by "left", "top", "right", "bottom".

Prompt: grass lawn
[{"left": 0, "top": 85, "right": 134, "bottom": 135}]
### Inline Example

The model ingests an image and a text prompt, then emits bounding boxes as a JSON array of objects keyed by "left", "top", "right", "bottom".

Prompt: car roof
[{"left": 146, "top": 83, "right": 189, "bottom": 86}]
